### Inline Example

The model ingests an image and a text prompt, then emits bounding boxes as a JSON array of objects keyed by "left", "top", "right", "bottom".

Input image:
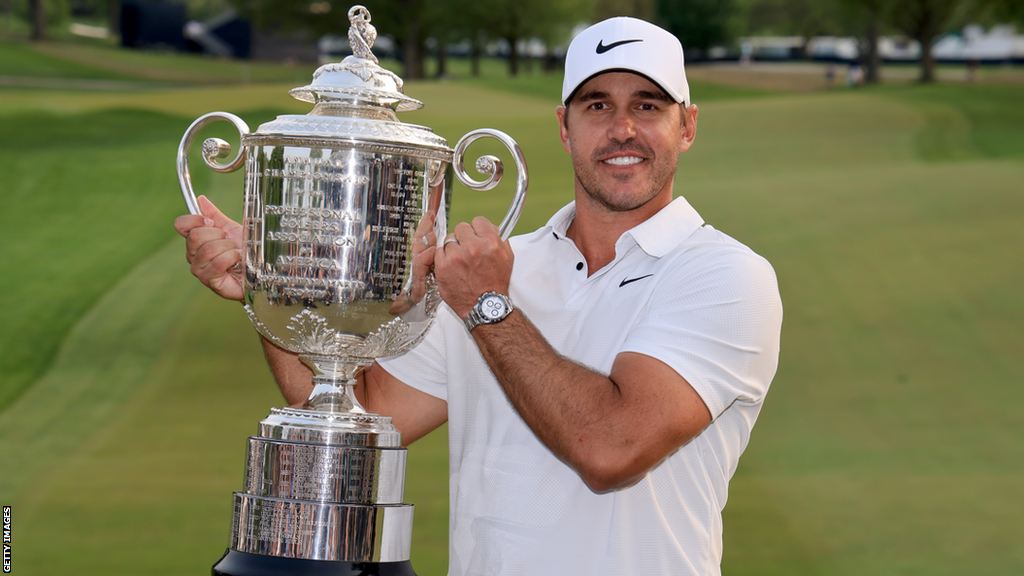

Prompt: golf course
[{"left": 1, "top": 38, "right": 1022, "bottom": 575}]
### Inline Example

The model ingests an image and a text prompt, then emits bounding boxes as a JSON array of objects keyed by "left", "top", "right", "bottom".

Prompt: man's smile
[
  {"left": 603, "top": 156, "right": 644, "bottom": 166},
  {"left": 594, "top": 142, "right": 653, "bottom": 168}
]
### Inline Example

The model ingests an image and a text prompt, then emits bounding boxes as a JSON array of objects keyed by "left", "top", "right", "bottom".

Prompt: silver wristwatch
[{"left": 464, "top": 291, "right": 514, "bottom": 331}]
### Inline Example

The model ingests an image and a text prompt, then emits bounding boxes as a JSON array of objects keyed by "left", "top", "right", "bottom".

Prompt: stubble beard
[{"left": 572, "top": 141, "right": 678, "bottom": 213}]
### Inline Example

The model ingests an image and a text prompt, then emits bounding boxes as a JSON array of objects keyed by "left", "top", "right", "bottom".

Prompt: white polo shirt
[{"left": 379, "top": 197, "right": 783, "bottom": 576}]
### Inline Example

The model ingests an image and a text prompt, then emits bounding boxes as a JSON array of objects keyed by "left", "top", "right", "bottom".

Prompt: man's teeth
[{"left": 604, "top": 156, "right": 643, "bottom": 166}]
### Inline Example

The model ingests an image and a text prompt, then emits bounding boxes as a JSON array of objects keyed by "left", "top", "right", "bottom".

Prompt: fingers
[
  {"left": 413, "top": 229, "right": 438, "bottom": 255},
  {"left": 440, "top": 217, "right": 500, "bottom": 256},
  {"left": 173, "top": 213, "right": 212, "bottom": 238},
  {"left": 415, "top": 210, "right": 437, "bottom": 234},
  {"left": 189, "top": 230, "right": 241, "bottom": 282},
  {"left": 197, "top": 195, "right": 241, "bottom": 232},
  {"left": 189, "top": 233, "right": 238, "bottom": 268},
  {"left": 177, "top": 196, "right": 244, "bottom": 269},
  {"left": 175, "top": 196, "right": 237, "bottom": 236},
  {"left": 390, "top": 212, "right": 440, "bottom": 313},
  {"left": 191, "top": 238, "right": 244, "bottom": 301},
  {"left": 412, "top": 210, "right": 438, "bottom": 255},
  {"left": 434, "top": 217, "right": 513, "bottom": 317},
  {"left": 177, "top": 201, "right": 245, "bottom": 301},
  {"left": 192, "top": 241, "right": 242, "bottom": 282},
  {"left": 412, "top": 244, "right": 436, "bottom": 275},
  {"left": 471, "top": 215, "right": 498, "bottom": 236},
  {"left": 408, "top": 244, "right": 436, "bottom": 304}
]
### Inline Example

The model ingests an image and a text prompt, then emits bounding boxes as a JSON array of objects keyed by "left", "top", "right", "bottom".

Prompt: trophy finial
[
  {"left": 347, "top": 5, "right": 378, "bottom": 63},
  {"left": 289, "top": 4, "right": 422, "bottom": 112}
]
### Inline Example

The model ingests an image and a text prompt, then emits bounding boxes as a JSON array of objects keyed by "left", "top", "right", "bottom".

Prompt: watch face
[{"left": 480, "top": 294, "right": 508, "bottom": 320}]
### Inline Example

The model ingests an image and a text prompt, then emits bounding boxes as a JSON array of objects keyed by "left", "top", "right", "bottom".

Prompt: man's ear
[
  {"left": 679, "top": 104, "right": 698, "bottom": 154},
  {"left": 557, "top": 106, "right": 572, "bottom": 154}
]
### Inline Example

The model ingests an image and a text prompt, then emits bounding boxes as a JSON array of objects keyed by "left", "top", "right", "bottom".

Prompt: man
[{"left": 177, "top": 16, "right": 782, "bottom": 576}]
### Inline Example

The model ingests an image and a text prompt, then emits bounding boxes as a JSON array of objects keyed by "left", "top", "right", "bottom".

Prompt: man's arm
[
  {"left": 473, "top": 312, "right": 711, "bottom": 493},
  {"left": 435, "top": 218, "right": 712, "bottom": 493},
  {"left": 260, "top": 337, "right": 448, "bottom": 446}
]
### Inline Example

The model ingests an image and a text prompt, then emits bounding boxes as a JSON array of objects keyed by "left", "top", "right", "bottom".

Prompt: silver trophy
[{"left": 175, "top": 6, "right": 527, "bottom": 575}]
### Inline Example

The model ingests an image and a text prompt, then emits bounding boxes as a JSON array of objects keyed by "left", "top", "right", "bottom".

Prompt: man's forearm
[
  {"left": 470, "top": 310, "right": 646, "bottom": 491},
  {"left": 260, "top": 336, "right": 314, "bottom": 406},
  {"left": 258, "top": 337, "right": 448, "bottom": 446},
  {"left": 470, "top": 310, "right": 711, "bottom": 493}
]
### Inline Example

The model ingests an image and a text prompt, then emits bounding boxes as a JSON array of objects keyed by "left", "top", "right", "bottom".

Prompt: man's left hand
[{"left": 434, "top": 216, "right": 514, "bottom": 318}]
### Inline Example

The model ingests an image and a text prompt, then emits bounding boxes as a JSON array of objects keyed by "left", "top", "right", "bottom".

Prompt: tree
[
  {"left": 103, "top": 0, "right": 119, "bottom": 35},
  {"left": 421, "top": 0, "right": 483, "bottom": 78},
  {"left": 741, "top": 0, "right": 844, "bottom": 38},
  {"left": 590, "top": 0, "right": 656, "bottom": 21},
  {"left": 838, "top": 0, "right": 892, "bottom": 84},
  {"left": 886, "top": 0, "right": 977, "bottom": 82},
  {"left": 844, "top": 0, "right": 987, "bottom": 83},
  {"left": 225, "top": 0, "right": 432, "bottom": 79},
  {"left": 976, "top": 0, "right": 1024, "bottom": 26},
  {"left": 657, "top": 0, "right": 735, "bottom": 58},
  {"left": 479, "top": 0, "right": 581, "bottom": 76},
  {"left": 476, "top": 0, "right": 528, "bottom": 76},
  {"left": 736, "top": 0, "right": 852, "bottom": 66},
  {"left": 29, "top": 0, "right": 48, "bottom": 40}
]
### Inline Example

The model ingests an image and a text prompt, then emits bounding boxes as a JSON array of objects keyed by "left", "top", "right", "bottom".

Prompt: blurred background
[{"left": 1, "top": 0, "right": 1022, "bottom": 575}]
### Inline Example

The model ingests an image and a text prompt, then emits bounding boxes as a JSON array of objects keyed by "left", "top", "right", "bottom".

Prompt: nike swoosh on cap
[
  {"left": 596, "top": 39, "right": 642, "bottom": 54},
  {"left": 619, "top": 274, "right": 654, "bottom": 287}
]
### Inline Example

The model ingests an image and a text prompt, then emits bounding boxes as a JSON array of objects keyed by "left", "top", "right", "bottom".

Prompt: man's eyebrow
[
  {"left": 634, "top": 89, "right": 674, "bottom": 102},
  {"left": 573, "top": 89, "right": 673, "bottom": 104},
  {"left": 574, "top": 90, "right": 609, "bottom": 103}
]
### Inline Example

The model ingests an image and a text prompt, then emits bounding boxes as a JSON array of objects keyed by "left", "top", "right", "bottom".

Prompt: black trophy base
[{"left": 212, "top": 549, "right": 417, "bottom": 576}]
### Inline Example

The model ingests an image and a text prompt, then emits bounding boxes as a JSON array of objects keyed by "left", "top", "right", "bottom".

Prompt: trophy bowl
[{"left": 174, "top": 6, "right": 527, "bottom": 575}]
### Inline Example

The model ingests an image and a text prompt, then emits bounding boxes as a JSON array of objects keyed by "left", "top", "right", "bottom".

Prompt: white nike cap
[{"left": 561, "top": 17, "right": 689, "bottom": 107}]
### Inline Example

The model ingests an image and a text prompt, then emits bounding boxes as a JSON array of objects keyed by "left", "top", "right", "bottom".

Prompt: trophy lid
[
  {"left": 288, "top": 5, "right": 423, "bottom": 112},
  {"left": 244, "top": 5, "right": 449, "bottom": 154}
]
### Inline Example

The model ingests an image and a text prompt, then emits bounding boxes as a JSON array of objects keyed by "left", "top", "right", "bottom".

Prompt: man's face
[{"left": 558, "top": 72, "right": 697, "bottom": 214}]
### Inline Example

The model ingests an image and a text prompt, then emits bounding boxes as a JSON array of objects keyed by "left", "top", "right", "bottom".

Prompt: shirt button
[{"left": 576, "top": 262, "right": 584, "bottom": 271}]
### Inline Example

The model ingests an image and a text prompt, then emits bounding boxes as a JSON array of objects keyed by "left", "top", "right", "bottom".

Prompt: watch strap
[{"left": 464, "top": 292, "right": 514, "bottom": 331}]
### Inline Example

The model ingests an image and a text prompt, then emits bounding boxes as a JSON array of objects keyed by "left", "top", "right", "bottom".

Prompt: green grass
[
  {"left": 878, "top": 83, "right": 1024, "bottom": 160},
  {"left": 1, "top": 39, "right": 1023, "bottom": 576},
  {"left": 1, "top": 39, "right": 319, "bottom": 85},
  {"left": 0, "top": 108, "right": 190, "bottom": 410},
  {"left": 0, "top": 40, "right": 137, "bottom": 80}
]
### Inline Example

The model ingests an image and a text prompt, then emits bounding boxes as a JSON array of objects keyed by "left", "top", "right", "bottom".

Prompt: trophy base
[{"left": 212, "top": 549, "right": 417, "bottom": 576}]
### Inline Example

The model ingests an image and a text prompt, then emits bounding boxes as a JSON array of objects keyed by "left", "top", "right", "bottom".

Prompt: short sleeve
[
  {"left": 621, "top": 244, "right": 783, "bottom": 420},
  {"left": 377, "top": 305, "right": 460, "bottom": 401}
]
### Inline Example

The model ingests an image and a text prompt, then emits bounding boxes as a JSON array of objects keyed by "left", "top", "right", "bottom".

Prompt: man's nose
[{"left": 608, "top": 112, "right": 637, "bottom": 142}]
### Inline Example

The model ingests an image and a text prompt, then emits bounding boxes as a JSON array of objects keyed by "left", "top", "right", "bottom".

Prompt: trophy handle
[
  {"left": 176, "top": 112, "right": 251, "bottom": 215},
  {"left": 453, "top": 129, "right": 529, "bottom": 241}
]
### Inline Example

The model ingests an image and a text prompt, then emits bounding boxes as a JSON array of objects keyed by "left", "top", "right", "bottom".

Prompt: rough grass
[{"left": 1, "top": 39, "right": 1022, "bottom": 576}]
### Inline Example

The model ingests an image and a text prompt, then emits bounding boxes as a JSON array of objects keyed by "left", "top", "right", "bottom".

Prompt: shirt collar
[
  {"left": 545, "top": 201, "right": 578, "bottom": 238},
  {"left": 536, "top": 197, "right": 705, "bottom": 257},
  {"left": 625, "top": 196, "right": 705, "bottom": 257}
]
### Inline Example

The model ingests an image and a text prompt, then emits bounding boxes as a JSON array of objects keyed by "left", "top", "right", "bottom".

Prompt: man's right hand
[{"left": 173, "top": 195, "right": 244, "bottom": 302}]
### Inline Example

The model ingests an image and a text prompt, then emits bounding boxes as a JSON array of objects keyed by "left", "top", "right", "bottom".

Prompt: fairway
[{"left": 1, "top": 42, "right": 1023, "bottom": 576}]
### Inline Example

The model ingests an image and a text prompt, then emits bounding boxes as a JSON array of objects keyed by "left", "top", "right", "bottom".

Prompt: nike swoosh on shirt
[
  {"left": 618, "top": 274, "right": 654, "bottom": 287},
  {"left": 596, "top": 39, "right": 642, "bottom": 54}
]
